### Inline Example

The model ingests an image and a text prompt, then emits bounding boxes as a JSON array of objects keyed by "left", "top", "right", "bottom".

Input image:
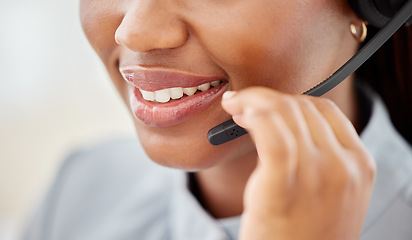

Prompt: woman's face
[{"left": 80, "top": 0, "right": 356, "bottom": 170}]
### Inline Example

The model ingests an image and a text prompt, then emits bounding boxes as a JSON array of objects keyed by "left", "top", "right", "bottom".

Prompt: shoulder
[
  {"left": 23, "top": 137, "right": 177, "bottom": 240},
  {"left": 50, "top": 137, "right": 175, "bottom": 204},
  {"left": 55, "top": 137, "right": 173, "bottom": 189}
]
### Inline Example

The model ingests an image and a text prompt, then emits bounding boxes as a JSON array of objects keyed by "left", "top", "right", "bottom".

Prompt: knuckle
[
  {"left": 240, "top": 87, "right": 281, "bottom": 107},
  {"left": 314, "top": 97, "right": 338, "bottom": 113},
  {"left": 365, "top": 161, "right": 377, "bottom": 182},
  {"left": 275, "top": 95, "right": 292, "bottom": 104},
  {"left": 297, "top": 95, "right": 318, "bottom": 110},
  {"left": 276, "top": 95, "right": 298, "bottom": 112},
  {"left": 236, "top": 86, "right": 261, "bottom": 100},
  {"left": 249, "top": 87, "right": 302, "bottom": 115},
  {"left": 357, "top": 150, "right": 376, "bottom": 182},
  {"left": 245, "top": 86, "right": 276, "bottom": 98},
  {"left": 329, "top": 149, "right": 376, "bottom": 189},
  {"left": 327, "top": 153, "right": 354, "bottom": 186}
]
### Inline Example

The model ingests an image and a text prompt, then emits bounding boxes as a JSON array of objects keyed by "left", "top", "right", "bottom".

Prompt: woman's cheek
[
  {"left": 202, "top": 31, "right": 301, "bottom": 93},
  {"left": 80, "top": 0, "right": 122, "bottom": 61},
  {"left": 190, "top": 15, "right": 304, "bottom": 93}
]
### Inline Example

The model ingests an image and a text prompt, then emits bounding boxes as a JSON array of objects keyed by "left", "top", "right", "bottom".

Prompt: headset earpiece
[{"left": 348, "top": 0, "right": 412, "bottom": 27}]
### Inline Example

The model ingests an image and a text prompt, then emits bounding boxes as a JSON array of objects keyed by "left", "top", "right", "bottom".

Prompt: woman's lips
[
  {"left": 120, "top": 66, "right": 229, "bottom": 127},
  {"left": 120, "top": 66, "right": 225, "bottom": 91},
  {"left": 128, "top": 82, "right": 228, "bottom": 127}
]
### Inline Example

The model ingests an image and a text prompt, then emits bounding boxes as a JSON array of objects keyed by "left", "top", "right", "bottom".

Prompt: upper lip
[{"left": 119, "top": 66, "right": 226, "bottom": 91}]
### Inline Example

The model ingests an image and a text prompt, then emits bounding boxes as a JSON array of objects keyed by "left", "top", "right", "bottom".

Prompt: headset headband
[{"left": 348, "top": 0, "right": 412, "bottom": 27}]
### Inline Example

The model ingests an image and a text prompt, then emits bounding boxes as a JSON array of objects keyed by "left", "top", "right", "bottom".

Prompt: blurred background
[{"left": 0, "top": 0, "right": 135, "bottom": 239}]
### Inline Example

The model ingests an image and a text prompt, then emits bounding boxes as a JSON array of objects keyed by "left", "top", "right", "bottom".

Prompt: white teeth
[
  {"left": 183, "top": 87, "right": 197, "bottom": 96},
  {"left": 140, "top": 90, "right": 155, "bottom": 101},
  {"left": 211, "top": 81, "right": 220, "bottom": 87},
  {"left": 170, "top": 87, "right": 183, "bottom": 99},
  {"left": 198, "top": 83, "right": 210, "bottom": 92},
  {"left": 155, "top": 89, "right": 170, "bottom": 103},
  {"left": 139, "top": 81, "right": 223, "bottom": 102}
]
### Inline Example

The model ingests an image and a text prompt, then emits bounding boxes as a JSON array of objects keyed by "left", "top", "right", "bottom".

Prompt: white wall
[{"left": 0, "top": 0, "right": 135, "bottom": 238}]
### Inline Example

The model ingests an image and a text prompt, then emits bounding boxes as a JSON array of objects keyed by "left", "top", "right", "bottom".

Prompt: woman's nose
[{"left": 114, "top": 1, "right": 188, "bottom": 53}]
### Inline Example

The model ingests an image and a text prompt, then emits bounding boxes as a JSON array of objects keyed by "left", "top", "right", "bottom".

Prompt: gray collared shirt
[{"left": 23, "top": 86, "right": 412, "bottom": 240}]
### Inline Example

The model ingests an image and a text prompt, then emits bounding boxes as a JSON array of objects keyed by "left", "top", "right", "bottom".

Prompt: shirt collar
[
  {"left": 359, "top": 85, "right": 412, "bottom": 232},
  {"left": 169, "top": 172, "right": 231, "bottom": 240}
]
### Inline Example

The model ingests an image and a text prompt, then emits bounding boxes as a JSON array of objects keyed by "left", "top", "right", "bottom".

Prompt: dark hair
[{"left": 357, "top": 24, "right": 412, "bottom": 145}]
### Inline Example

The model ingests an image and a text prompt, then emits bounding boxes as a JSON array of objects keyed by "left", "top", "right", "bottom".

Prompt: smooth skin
[{"left": 80, "top": 0, "right": 376, "bottom": 238}]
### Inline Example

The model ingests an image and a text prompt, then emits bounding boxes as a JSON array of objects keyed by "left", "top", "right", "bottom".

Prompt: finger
[
  {"left": 238, "top": 109, "right": 298, "bottom": 182},
  {"left": 277, "top": 97, "right": 316, "bottom": 150},
  {"left": 221, "top": 87, "right": 279, "bottom": 115},
  {"left": 222, "top": 87, "right": 315, "bottom": 149},
  {"left": 296, "top": 97, "right": 341, "bottom": 150},
  {"left": 311, "top": 98, "right": 363, "bottom": 149},
  {"left": 311, "top": 98, "right": 375, "bottom": 179}
]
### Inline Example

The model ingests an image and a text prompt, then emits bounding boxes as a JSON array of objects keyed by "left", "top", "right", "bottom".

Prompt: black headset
[
  {"left": 208, "top": 0, "right": 412, "bottom": 146},
  {"left": 348, "top": 0, "right": 412, "bottom": 27}
]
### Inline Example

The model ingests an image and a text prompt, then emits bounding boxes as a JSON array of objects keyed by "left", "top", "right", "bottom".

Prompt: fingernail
[{"left": 222, "top": 91, "right": 236, "bottom": 101}]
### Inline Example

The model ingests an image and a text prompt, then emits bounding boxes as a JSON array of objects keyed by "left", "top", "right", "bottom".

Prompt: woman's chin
[
  {"left": 147, "top": 151, "right": 223, "bottom": 172},
  {"left": 137, "top": 133, "right": 224, "bottom": 171},
  {"left": 134, "top": 122, "right": 254, "bottom": 171}
]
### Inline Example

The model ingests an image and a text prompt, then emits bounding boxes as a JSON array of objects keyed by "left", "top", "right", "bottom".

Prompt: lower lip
[{"left": 128, "top": 82, "right": 229, "bottom": 127}]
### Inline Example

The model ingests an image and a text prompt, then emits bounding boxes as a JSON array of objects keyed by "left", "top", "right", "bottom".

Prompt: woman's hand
[{"left": 221, "top": 87, "right": 376, "bottom": 240}]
